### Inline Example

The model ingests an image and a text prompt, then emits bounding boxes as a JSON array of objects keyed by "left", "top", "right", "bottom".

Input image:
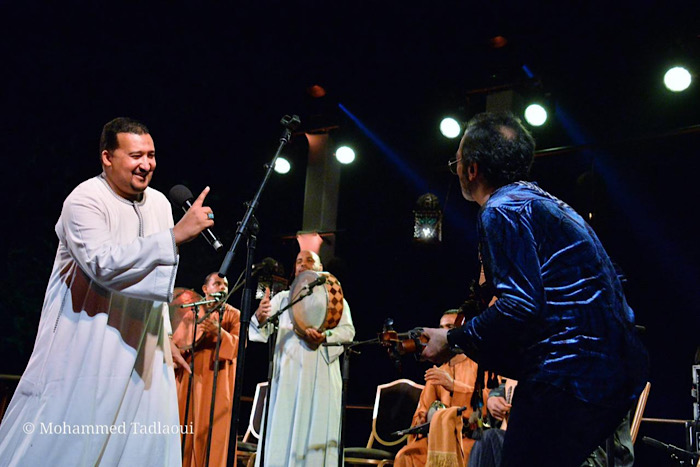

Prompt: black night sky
[{"left": 1, "top": 3, "right": 699, "bottom": 465}]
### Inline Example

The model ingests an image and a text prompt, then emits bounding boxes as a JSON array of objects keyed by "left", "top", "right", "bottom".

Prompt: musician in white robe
[
  {"left": 0, "top": 117, "right": 215, "bottom": 466},
  {"left": 250, "top": 250, "right": 355, "bottom": 466}
]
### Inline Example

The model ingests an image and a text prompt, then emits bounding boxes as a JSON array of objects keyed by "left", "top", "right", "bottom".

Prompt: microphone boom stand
[
  {"left": 205, "top": 303, "right": 225, "bottom": 467},
  {"left": 323, "top": 338, "right": 382, "bottom": 467},
  {"left": 221, "top": 115, "right": 301, "bottom": 467},
  {"left": 259, "top": 322, "right": 276, "bottom": 467},
  {"left": 181, "top": 303, "right": 200, "bottom": 461}
]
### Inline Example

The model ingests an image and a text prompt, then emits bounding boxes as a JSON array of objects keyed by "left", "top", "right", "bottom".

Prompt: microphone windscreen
[{"left": 169, "top": 184, "right": 194, "bottom": 207}]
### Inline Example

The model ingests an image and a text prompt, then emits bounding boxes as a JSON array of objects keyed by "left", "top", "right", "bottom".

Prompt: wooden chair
[
  {"left": 344, "top": 378, "right": 425, "bottom": 466},
  {"left": 236, "top": 381, "right": 268, "bottom": 467},
  {"left": 602, "top": 380, "right": 651, "bottom": 466}
]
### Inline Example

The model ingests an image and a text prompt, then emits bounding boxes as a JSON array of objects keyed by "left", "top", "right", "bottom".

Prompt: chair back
[
  {"left": 242, "top": 381, "right": 268, "bottom": 443},
  {"left": 369, "top": 379, "right": 424, "bottom": 452},
  {"left": 630, "top": 381, "right": 651, "bottom": 443}
]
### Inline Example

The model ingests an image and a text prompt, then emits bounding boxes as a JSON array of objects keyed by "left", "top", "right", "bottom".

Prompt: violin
[
  {"left": 378, "top": 325, "right": 428, "bottom": 356},
  {"left": 376, "top": 313, "right": 467, "bottom": 361},
  {"left": 377, "top": 279, "right": 491, "bottom": 362},
  {"left": 376, "top": 321, "right": 427, "bottom": 370}
]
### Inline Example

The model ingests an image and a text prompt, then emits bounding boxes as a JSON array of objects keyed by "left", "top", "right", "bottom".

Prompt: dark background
[{"left": 1, "top": 2, "right": 699, "bottom": 465}]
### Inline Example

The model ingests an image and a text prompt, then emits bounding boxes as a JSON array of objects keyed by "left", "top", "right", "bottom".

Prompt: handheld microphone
[
  {"left": 305, "top": 274, "right": 327, "bottom": 291},
  {"left": 168, "top": 184, "right": 223, "bottom": 251},
  {"left": 209, "top": 291, "right": 227, "bottom": 299}
]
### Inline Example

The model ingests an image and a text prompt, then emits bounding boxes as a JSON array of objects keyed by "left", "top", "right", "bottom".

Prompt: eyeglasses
[{"left": 447, "top": 157, "right": 461, "bottom": 175}]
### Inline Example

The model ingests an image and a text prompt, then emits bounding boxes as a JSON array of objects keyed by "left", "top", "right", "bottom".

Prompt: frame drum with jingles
[{"left": 289, "top": 269, "right": 344, "bottom": 349}]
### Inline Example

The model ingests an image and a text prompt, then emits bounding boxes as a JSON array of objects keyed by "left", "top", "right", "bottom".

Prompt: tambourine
[{"left": 289, "top": 269, "right": 344, "bottom": 348}]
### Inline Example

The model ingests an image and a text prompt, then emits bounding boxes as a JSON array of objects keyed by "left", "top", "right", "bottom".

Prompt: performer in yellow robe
[{"left": 394, "top": 310, "right": 490, "bottom": 466}]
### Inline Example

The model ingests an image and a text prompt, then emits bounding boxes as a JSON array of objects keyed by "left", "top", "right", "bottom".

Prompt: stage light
[
  {"left": 307, "top": 84, "right": 327, "bottom": 98},
  {"left": 274, "top": 157, "right": 291, "bottom": 174},
  {"left": 664, "top": 66, "right": 692, "bottom": 92},
  {"left": 413, "top": 193, "right": 442, "bottom": 243},
  {"left": 524, "top": 103, "right": 548, "bottom": 126},
  {"left": 335, "top": 146, "right": 355, "bottom": 164},
  {"left": 489, "top": 35, "right": 508, "bottom": 49},
  {"left": 440, "top": 117, "right": 462, "bottom": 138}
]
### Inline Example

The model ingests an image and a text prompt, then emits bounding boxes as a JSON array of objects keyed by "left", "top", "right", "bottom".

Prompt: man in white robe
[
  {"left": 250, "top": 250, "right": 355, "bottom": 466},
  {"left": 0, "top": 117, "right": 215, "bottom": 466}
]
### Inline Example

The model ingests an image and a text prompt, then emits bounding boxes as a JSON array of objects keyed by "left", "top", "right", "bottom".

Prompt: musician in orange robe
[
  {"left": 173, "top": 272, "right": 241, "bottom": 467},
  {"left": 394, "top": 310, "right": 491, "bottom": 466}
]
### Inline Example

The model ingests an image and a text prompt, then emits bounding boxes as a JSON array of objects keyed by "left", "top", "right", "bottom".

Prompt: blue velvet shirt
[{"left": 448, "top": 182, "right": 648, "bottom": 408}]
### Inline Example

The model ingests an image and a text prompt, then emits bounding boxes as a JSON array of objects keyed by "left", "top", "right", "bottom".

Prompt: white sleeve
[
  {"left": 248, "top": 313, "right": 271, "bottom": 343},
  {"left": 58, "top": 188, "right": 178, "bottom": 302},
  {"left": 322, "top": 298, "right": 355, "bottom": 364},
  {"left": 162, "top": 304, "right": 173, "bottom": 335}
]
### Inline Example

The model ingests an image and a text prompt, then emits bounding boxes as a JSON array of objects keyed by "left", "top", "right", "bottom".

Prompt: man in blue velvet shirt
[{"left": 422, "top": 112, "right": 648, "bottom": 466}]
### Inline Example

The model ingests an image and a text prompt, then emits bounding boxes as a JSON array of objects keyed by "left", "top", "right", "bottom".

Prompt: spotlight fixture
[
  {"left": 440, "top": 117, "right": 462, "bottom": 138},
  {"left": 274, "top": 157, "right": 291, "bottom": 174},
  {"left": 335, "top": 146, "right": 356, "bottom": 164},
  {"left": 524, "top": 103, "right": 548, "bottom": 126},
  {"left": 664, "top": 66, "right": 692, "bottom": 92},
  {"left": 413, "top": 193, "right": 442, "bottom": 243}
]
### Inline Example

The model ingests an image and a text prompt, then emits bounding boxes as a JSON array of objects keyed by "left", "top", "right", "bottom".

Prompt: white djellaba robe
[
  {"left": 0, "top": 174, "right": 182, "bottom": 466},
  {"left": 249, "top": 289, "right": 355, "bottom": 466}
]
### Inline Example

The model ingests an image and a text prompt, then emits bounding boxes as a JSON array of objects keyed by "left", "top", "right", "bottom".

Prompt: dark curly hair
[
  {"left": 461, "top": 111, "right": 535, "bottom": 188},
  {"left": 99, "top": 117, "right": 150, "bottom": 153}
]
